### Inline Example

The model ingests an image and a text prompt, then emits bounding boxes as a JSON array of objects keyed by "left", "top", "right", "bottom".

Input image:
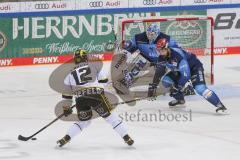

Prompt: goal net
[{"left": 117, "top": 17, "right": 214, "bottom": 85}]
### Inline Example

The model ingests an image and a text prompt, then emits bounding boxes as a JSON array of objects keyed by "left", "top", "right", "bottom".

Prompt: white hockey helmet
[{"left": 146, "top": 23, "right": 160, "bottom": 42}]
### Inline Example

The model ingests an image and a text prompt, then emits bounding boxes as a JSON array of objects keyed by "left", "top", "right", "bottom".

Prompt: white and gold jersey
[{"left": 64, "top": 62, "right": 108, "bottom": 91}]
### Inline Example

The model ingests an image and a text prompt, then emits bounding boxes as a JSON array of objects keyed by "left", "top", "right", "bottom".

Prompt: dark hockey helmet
[{"left": 74, "top": 49, "right": 88, "bottom": 64}]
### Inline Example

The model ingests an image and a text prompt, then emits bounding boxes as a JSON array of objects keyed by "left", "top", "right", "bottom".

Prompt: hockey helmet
[
  {"left": 146, "top": 23, "right": 160, "bottom": 42},
  {"left": 156, "top": 38, "right": 168, "bottom": 49},
  {"left": 156, "top": 38, "right": 169, "bottom": 57},
  {"left": 74, "top": 49, "right": 88, "bottom": 64}
]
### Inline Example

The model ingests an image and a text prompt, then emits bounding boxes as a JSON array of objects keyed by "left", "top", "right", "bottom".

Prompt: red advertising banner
[{"left": 0, "top": 53, "right": 113, "bottom": 67}]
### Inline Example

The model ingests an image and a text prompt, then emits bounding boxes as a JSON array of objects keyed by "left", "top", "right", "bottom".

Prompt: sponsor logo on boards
[
  {"left": 194, "top": 0, "right": 207, "bottom": 3},
  {"left": 143, "top": 0, "right": 156, "bottom": 5},
  {"left": 89, "top": 1, "right": 104, "bottom": 7},
  {"left": 0, "top": 4, "right": 11, "bottom": 11},
  {"left": 35, "top": 3, "right": 49, "bottom": 9}
]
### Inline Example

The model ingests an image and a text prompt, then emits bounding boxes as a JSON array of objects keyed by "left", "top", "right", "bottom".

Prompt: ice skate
[
  {"left": 216, "top": 104, "right": 229, "bottom": 115},
  {"left": 123, "top": 135, "right": 134, "bottom": 146},
  {"left": 169, "top": 99, "right": 186, "bottom": 108},
  {"left": 57, "top": 135, "right": 71, "bottom": 147}
]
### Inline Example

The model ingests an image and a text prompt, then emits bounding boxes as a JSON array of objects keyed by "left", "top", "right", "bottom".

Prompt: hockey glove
[
  {"left": 169, "top": 86, "right": 184, "bottom": 101},
  {"left": 63, "top": 106, "right": 73, "bottom": 117},
  {"left": 180, "top": 80, "right": 195, "bottom": 96},
  {"left": 148, "top": 83, "right": 157, "bottom": 101}
]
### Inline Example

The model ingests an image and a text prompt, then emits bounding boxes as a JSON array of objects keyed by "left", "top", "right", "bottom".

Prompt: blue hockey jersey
[
  {"left": 157, "top": 48, "right": 203, "bottom": 87},
  {"left": 126, "top": 32, "right": 179, "bottom": 62}
]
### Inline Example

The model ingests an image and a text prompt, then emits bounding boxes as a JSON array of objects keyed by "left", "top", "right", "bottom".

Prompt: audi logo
[
  {"left": 35, "top": 3, "right": 49, "bottom": 9},
  {"left": 143, "top": 0, "right": 156, "bottom": 5},
  {"left": 194, "top": 0, "right": 207, "bottom": 3},
  {"left": 89, "top": 1, "right": 104, "bottom": 7}
]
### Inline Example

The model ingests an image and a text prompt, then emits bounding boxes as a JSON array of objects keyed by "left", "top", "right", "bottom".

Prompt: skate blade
[
  {"left": 169, "top": 104, "right": 186, "bottom": 109},
  {"left": 216, "top": 110, "right": 230, "bottom": 115}
]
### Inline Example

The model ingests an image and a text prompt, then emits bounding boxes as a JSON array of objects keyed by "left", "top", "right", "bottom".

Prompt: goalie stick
[{"left": 17, "top": 96, "right": 150, "bottom": 141}]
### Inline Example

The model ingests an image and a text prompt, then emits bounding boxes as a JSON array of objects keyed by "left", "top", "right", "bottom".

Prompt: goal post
[{"left": 117, "top": 16, "right": 214, "bottom": 84}]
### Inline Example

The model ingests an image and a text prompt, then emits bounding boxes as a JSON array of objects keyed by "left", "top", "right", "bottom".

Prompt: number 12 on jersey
[{"left": 71, "top": 66, "right": 92, "bottom": 85}]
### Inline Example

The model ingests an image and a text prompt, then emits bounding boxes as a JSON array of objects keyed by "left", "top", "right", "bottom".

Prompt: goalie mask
[
  {"left": 74, "top": 49, "right": 88, "bottom": 64},
  {"left": 146, "top": 23, "right": 160, "bottom": 43}
]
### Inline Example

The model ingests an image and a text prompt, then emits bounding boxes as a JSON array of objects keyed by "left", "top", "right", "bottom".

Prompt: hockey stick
[
  {"left": 112, "top": 96, "right": 150, "bottom": 106},
  {"left": 18, "top": 105, "right": 76, "bottom": 141}
]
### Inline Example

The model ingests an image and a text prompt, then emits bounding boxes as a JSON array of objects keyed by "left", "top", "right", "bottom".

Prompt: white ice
[{"left": 0, "top": 55, "right": 240, "bottom": 160}]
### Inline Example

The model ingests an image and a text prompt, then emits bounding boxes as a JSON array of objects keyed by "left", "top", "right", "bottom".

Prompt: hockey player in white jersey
[{"left": 57, "top": 49, "right": 134, "bottom": 147}]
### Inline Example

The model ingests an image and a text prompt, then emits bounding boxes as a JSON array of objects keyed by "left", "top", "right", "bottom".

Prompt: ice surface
[{"left": 0, "top": 55, "right": 240, "bottom": 160}]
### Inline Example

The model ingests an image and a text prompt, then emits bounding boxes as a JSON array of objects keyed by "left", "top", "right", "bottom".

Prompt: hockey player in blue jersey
[
  {"left": 124, "top": 23, "right": 180, "bottom": 63},
  {"left": 148, "top": 38, "right": 227, "bottom": 113},
  {"left": 121, "top": 23, "right": 180, "bottom": 88}
]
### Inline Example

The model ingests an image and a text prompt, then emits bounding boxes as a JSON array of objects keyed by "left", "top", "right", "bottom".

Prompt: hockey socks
[
  {"left": 67, "top": 121, "right": 91, "bottom": 138},
  {"left": 202, "top": 89, "right": 224, "bottom": 107},
  {"left": 105, "top": 112, "right": 134, "bottom": 145},
  {"left": 105, "top": 112, "right": 128, "bottom": 138},
  {"left": 58, "top": 112, "right": 134, "bottom": 147}
]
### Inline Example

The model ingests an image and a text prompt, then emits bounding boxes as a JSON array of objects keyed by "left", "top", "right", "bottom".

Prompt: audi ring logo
[
  {"left": 194, "top": 0, "right": 207, "bottom": 3},
  {"left": 89, "top": 1, "right": 104, "bottom": 7},
  {"left": 143, "top": 0, "right": 156, "bottom": 5},
  {"left": 35, "top": 3, "right": 49, "bottom": 9}
]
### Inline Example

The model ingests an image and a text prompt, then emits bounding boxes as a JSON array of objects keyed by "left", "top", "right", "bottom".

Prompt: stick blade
[{"left": 18, "top": 135, "right": 30, "bottom": 141}]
